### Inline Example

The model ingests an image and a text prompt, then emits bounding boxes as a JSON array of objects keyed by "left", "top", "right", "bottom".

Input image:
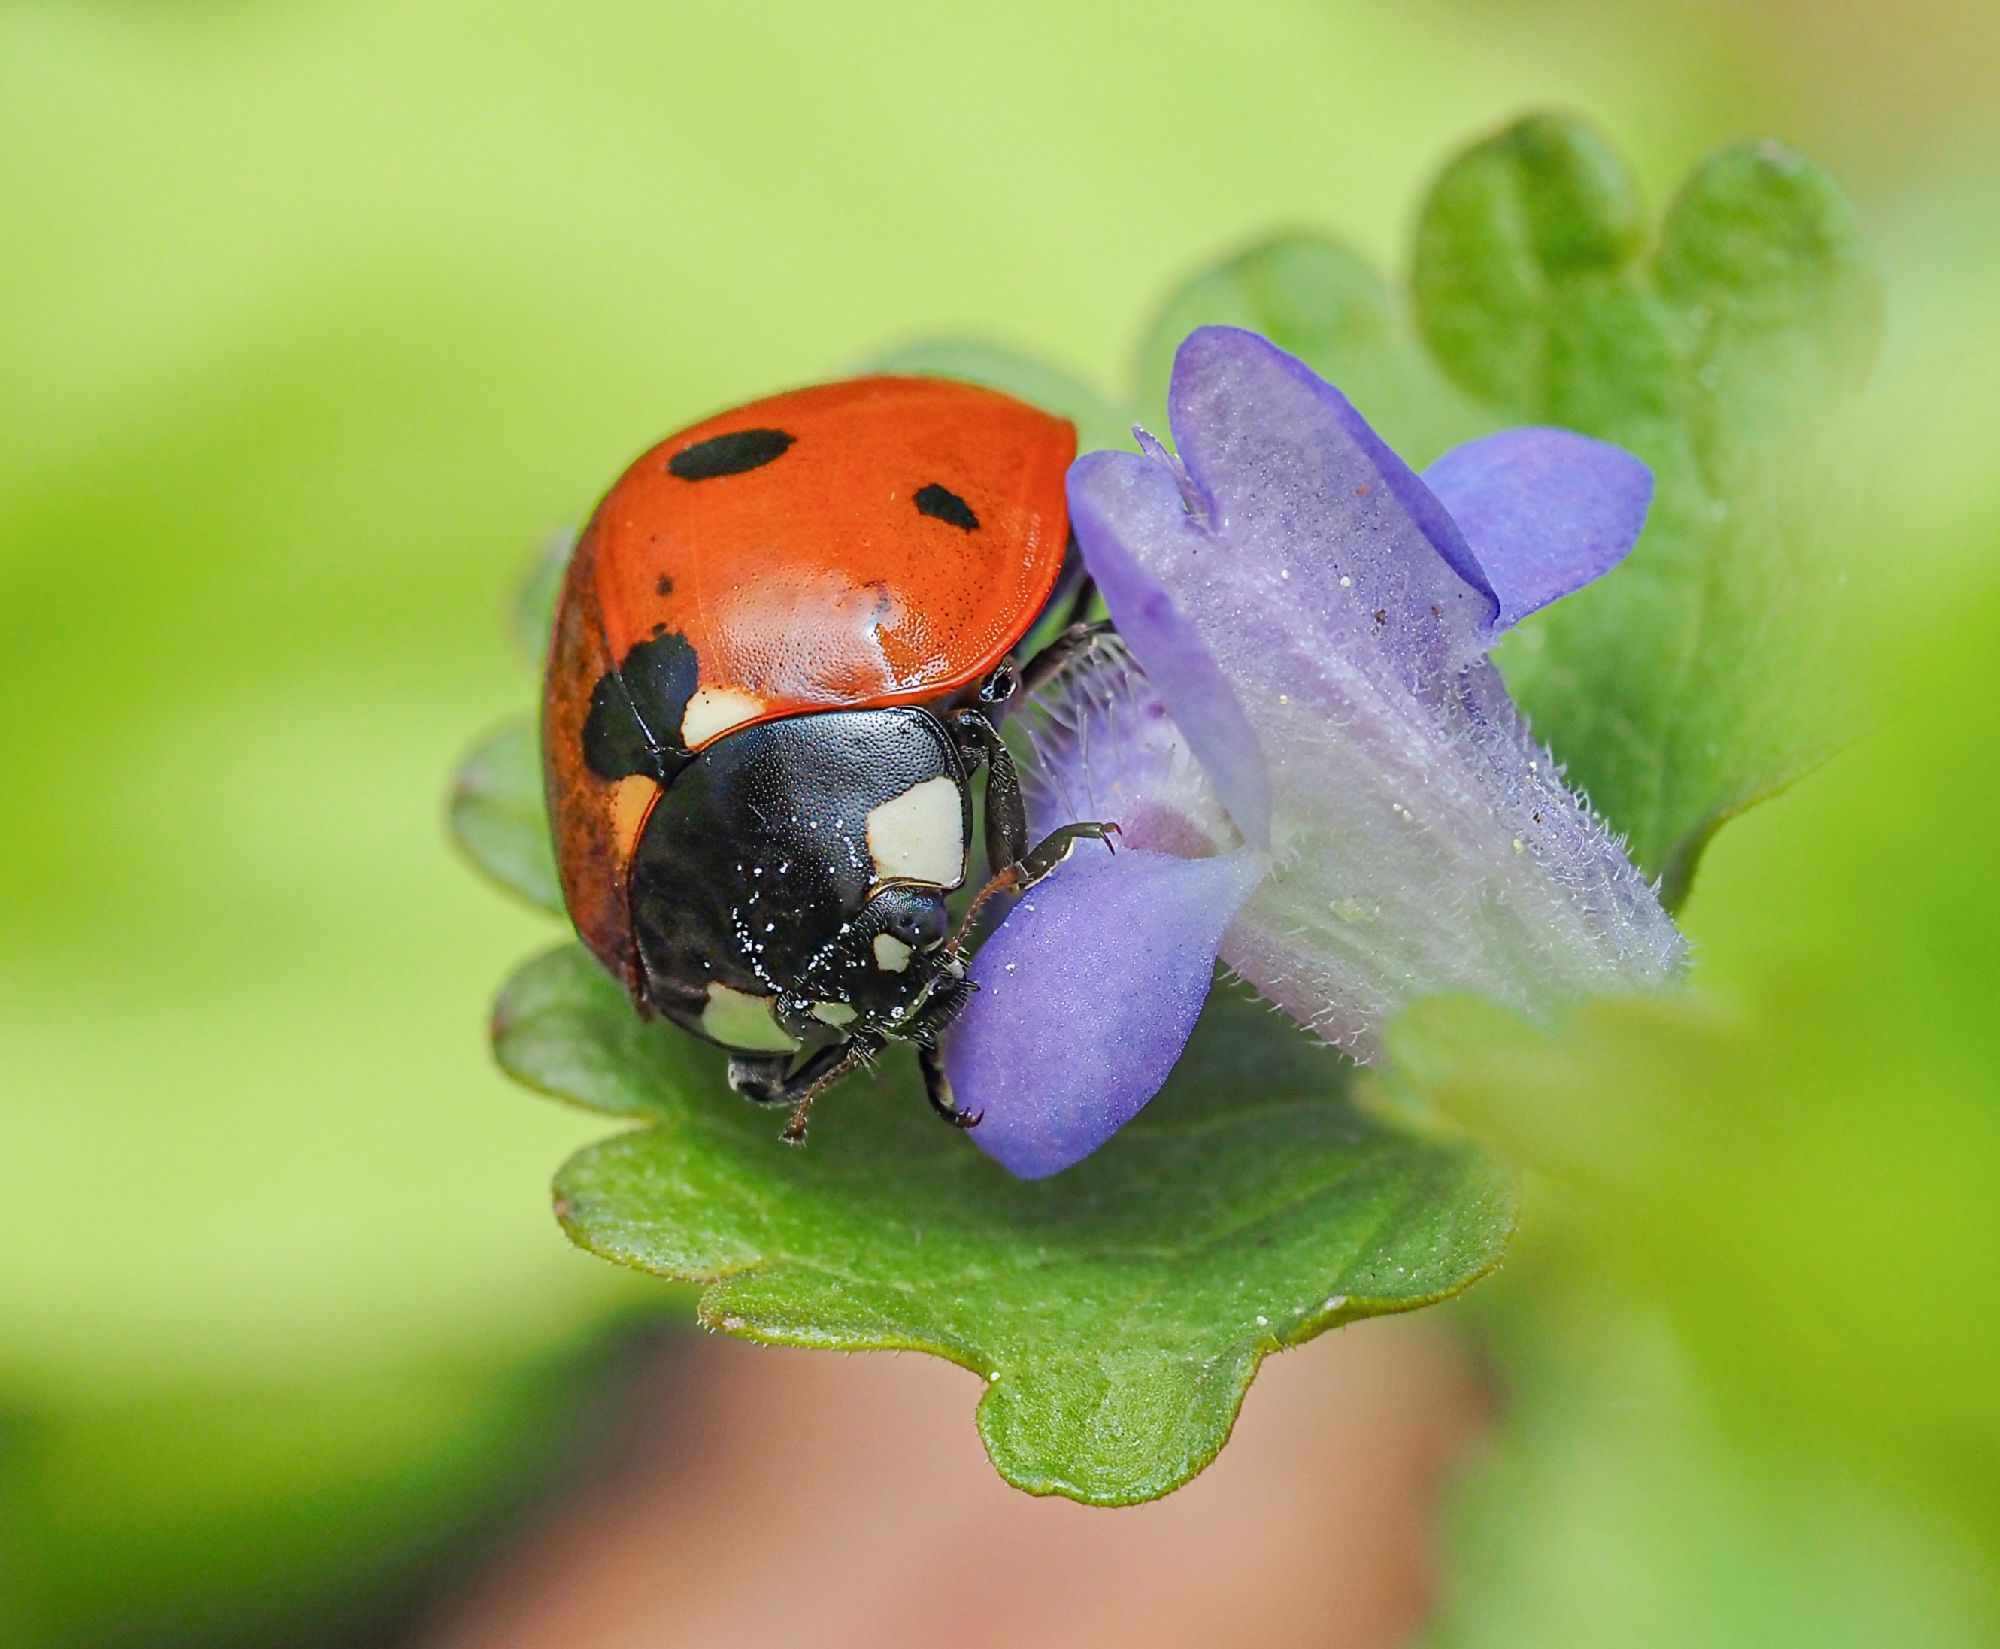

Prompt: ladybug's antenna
[{"left": 948, "top": 865, "right": 1024, "bottom": 959}]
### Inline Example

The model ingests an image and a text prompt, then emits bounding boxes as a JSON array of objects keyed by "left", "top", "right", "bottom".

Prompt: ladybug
[{"left": 543, "top": 376, "right": 1116, "bottom": 1141}]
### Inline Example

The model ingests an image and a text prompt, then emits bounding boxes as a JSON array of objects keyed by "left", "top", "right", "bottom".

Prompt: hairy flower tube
[{"left": 946, "top": 327, "right": 1687, "bottom": 1178}]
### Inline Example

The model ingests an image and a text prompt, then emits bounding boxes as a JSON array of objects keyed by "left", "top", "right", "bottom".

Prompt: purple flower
[{"left": 947, "top": 327, "right": 1685, "bottom": 1179}]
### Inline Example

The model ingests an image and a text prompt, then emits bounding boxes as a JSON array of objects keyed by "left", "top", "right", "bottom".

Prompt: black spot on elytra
[
  {"left": 667, "top": 428, "right": 794, "bottom": 480},
  {"left": 914, "top": 483, "right": 979, "bottom": 531},
  {"left": 655, "top": 573, "right": 674, "bottom": 596},
  {"left": 582, "top": 630, "right": 701, "bottom": 784}
]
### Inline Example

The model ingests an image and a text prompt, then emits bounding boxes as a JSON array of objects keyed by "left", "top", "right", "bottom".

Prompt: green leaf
[
  {"left": 1412, "top": 115, "right": 1880, "bottom": 901},
  {"left": 1409, "top": 114, "right": 1650, "bottom": 413},
  {"left": 860, "top": 339, "right": 1132, "bottom": 455},
  {"left": 449, "top": 720, "right": 561, "bottom": 914},
  {"left": 497, "top": 944, "right": 1514, "bottom": 1504}
]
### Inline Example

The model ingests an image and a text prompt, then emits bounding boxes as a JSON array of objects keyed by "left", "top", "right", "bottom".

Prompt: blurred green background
[{"left": 4, "top": 0, "right": 1995, "bottom": 1643}]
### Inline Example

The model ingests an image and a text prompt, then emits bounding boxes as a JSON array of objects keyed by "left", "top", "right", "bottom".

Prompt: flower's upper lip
[
  {"left": 1140, "top": 325, "right": 1656, "bottom": 655},
  {"left": 1170, "top": 328, "right": 1505, "bottom": 636}
]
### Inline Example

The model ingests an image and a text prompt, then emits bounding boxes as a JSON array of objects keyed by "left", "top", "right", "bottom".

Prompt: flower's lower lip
[{"left": 945, "top": 845, "right": 1268, "bottom": 1179}]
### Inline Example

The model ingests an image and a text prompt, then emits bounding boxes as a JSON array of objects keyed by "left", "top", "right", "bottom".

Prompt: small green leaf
[
  {"left": 1410, "top": 114, "right": 1649, "bottom": 414},
  {"left": 498, "top": 944, "right": 1514, "bottom": 1503},
  {"left": 494, "top": 942, "right": 710, "bottom": 1117},
  {"left": 861, "top": 339, "right": 1131, "bottom": 455},
  {"left": 1654, "top": 142, "right": 1880, "bottom": 446},
  {"left": 513, "top": 530, "right": 574, "bottom": 665},
  {"left": 449, "top": 720, "right": 561, "bottom": 914},
  {"left": 1413, "top": 115, "right": 1880, "bottom": 901}
]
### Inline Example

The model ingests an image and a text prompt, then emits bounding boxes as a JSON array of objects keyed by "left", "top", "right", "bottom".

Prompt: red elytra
[{"left": 543, "top": 376, "right": 1077, "bottom": 998}]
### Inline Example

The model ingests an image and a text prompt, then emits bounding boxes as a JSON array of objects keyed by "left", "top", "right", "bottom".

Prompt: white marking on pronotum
[
  {"left": 607, "top": 774, "right": 659, "bottom": 858},
  {"left": 680, "top": 685, "right": 767, "bottom": 748},
  {"left": 864, "top": 775, "right": 964, "bottom": 887},
  {"left": 872, "top": 934, "right": 913, "bottom": 973},
  {"left": 700, "top": 981, "right": 798, "bottom": 1052}
]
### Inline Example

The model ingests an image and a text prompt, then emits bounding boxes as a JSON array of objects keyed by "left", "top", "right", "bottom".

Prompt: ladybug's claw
[
  {"left": 1016, "top": 819, "right": 1120, "bottom": 888},
  {"left": 918, "top": 1044, "right": 980, "bottom": 1130}
]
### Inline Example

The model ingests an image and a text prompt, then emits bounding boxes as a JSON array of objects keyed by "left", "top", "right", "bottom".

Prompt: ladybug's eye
[{"left": 885, "top": 900, "right": 950, "bottom": 952}]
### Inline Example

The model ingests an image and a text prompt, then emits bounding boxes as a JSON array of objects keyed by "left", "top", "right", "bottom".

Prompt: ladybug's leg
[
  {"left": 1020, "top": 619, "right": 1113, "bottom": 697},
  {"left": 726, "top": 1035, "right": 884, "bottom": 1143},
  {"left": 1016, "top": 819, "right": 1120, "bottom": 886},
  {"left": 724, "top": 1051, "right": 797, "bottom": 1104},
  {"left": 1040, "top": 531, "right": 1095, "bottom": 632},
  {"left": 947, "top": 708, "right": 1120, "bottom": 939},
  {"left": 1060, "top": 573, "right": 1100, "bottom": 631},
  {"left": 948, "top": 706, "right": 1030, "bottom": 872},
  {"left": 917, "top": 1043, "right": 982, "bottom": 1130},
  {"left": 777, "top": 1038, "right": 878, "bottom": 1143}
]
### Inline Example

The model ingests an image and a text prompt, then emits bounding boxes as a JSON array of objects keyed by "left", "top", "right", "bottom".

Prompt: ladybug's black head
[
  {"left": 767, "top": 881, "right": 971, "bottom": 1045},
  {"left": 627, "top": 706, "right": 975, "bottom": 1056}
]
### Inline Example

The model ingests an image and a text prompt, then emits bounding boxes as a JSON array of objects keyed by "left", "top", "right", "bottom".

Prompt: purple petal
[
  {"left": 1068, "top": 453, "right": 1271, "bottom": 847},
  {"left": 1164, "top": 327, "right": 1499, "bottom": 672},
  {"left": 945, "top": 847, "right": 1264, "bottom": 1179},
  {"left": 1424, "top": 428, "right": 1654, "bottom": 630}
]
